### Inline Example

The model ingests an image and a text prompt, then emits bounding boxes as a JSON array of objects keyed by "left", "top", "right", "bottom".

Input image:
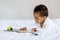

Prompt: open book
[{"left": 4, "top": 29, "right": 38, "bottom": 35}]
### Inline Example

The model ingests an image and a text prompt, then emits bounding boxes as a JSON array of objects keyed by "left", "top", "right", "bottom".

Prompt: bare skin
[
  {"left": 20, "top": 27, "right": 27, "bottom": 31},
  {"left": 33, "top": 12, "right": 46, "bottom": 28},
  {"left": 31, "top": 28, "right": 37, "bottom": 32}
]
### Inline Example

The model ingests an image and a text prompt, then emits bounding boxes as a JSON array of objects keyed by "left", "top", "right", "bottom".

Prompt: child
[{"left": 20, "top": 4, "right": 56, "bottom": 32}]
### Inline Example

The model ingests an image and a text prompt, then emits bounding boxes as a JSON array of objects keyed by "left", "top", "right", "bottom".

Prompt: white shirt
[
  {"left": 26, "top": 17, "right": 58, "bottom": 38},
  {"left": 26, "top": 17, "right": 56, "bottom": 30}
]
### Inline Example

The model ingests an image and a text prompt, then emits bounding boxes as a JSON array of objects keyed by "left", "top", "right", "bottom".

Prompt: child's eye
[{"left": 35, "top": 17, "right": 39, "bottom": 20}]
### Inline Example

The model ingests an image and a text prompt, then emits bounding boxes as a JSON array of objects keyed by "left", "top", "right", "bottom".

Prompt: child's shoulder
[{"left": 45, "top": 17, "right": 55, "bottom": 27}]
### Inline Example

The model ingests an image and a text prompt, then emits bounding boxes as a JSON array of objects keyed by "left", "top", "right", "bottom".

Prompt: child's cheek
[{"left": 38, "top": 20, "right": 43, "bottom": 23}]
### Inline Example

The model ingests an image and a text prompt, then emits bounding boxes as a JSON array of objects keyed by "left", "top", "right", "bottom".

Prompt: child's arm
[{"left": 20, "top": 27, "right": 37, "bottom": 32}]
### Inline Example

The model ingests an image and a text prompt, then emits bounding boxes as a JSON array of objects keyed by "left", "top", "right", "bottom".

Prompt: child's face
[{"left": 34, "top": 12, "right": 46, "bottom": 24}]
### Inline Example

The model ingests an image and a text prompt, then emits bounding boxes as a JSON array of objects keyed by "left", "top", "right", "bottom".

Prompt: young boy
[{"left": 20, "top": 4, "right": 56, "bottom": 32}]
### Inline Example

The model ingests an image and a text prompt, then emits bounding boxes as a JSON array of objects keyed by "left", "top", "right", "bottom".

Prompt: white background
[{"left": 0, "top": 0, "right": 60, "bottom": 19}]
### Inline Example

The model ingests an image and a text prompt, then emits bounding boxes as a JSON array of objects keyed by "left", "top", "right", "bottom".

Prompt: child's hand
[
  {"left": 31, "top": 28, "right": 37, "bottom": 32},
  {"left": 20, "top": 27, "right": 27, "bottom": 31}
]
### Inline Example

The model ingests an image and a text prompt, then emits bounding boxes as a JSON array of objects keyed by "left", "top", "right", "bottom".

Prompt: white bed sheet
[{"left": 0, "top": 19, "right": 60, "bottom": 40}]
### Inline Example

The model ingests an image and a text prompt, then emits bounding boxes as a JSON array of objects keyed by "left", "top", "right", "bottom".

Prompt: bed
[{"left": 0, "top": 19, "right": 60, "bottom": 40}]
